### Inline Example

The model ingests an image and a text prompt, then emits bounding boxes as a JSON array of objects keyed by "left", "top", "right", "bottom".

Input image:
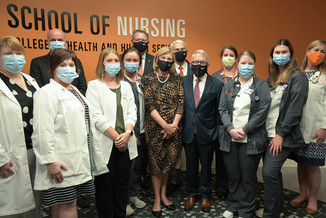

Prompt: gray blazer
[
  {"left": 268, "top": 71, "right": 308, "bottom": 148},
  {"left": 219, "top": 76, "right": 271, "bottom": 154}
]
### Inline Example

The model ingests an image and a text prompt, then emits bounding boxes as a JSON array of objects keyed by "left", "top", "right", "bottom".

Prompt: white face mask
[{"left": 222, "top": 56, "right": 235, "bottom": 68}]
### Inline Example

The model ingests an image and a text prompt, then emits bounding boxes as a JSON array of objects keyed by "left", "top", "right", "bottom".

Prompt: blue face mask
[
  {"left": 2, "top": 55, "right": 26, "bottom": 73},
  {"left": 124, "top": 62, "right": 139, "bottom": 73},
  {"left": 57, "top": 67, "right": 79, "bottom": 84},
  {"left": 105, "top": 64, "right": 121, "bottom": 77},
  {"left": 50, "top": 41, "right": 65, "bottom": 51},
  {"left": 273, "top": 54, "right": 290, "bottom": 66},
  {"left": 239, "top": 64, "right": 255, "bottom": 78}
]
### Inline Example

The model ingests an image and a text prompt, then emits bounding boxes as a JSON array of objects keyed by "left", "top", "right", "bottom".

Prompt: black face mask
[
  {"left": 157, "top": 59, "right": 173, "bottom": 72},
  {"left": 133, "top": 41, "right": 148, "bottom": 52},
  {"left": 175, "top": 51, "right": 187, "bottom": 62},
  {"left": 191, "top": 65, "right": 207, "bottom": 77}
]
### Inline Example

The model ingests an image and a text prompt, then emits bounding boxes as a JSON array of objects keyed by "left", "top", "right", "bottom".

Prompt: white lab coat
[
  {"left": 0, "top": 73, "right": 39, "bottom": 216},
  {"left": 300, "top": 72, "right": 326, "bottom": 143},
  {"left": 32, "top": 79, "right": 92, "bottom": 190},
  {"left": 86, "top": 79, "right": 138, "bottom": 176}
]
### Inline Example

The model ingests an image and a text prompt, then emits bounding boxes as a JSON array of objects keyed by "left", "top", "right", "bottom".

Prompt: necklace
[{"left": 156, "top": 72, "right": 169, "bottom": 83}]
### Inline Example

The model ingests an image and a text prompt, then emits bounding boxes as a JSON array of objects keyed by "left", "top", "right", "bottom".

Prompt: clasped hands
[
  {"left": 229, "top": 128, "right": 246, "bottom": 141},
  {"left": 161, "top": 123, "right": 179, "bottom": 139},
  {"left": 115, "top": 132, "right": 130, "bottom": 152}
]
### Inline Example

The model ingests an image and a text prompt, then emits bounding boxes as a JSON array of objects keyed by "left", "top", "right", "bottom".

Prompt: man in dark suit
[
  {"left": 131, "top": 29, "right": 154, "bottom": 77},
  {"left": 29, "top": 28, "right": 87, "bottom": 95},
  {"left": 183, "top": 50, "right": 224, "bottom": 212},
  {"left": 167, "top": 39, "right": 192, "bottom": 194}
]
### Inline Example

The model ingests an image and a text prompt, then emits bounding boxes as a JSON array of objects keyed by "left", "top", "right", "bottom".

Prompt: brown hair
[
  {"left": 121, "top": 47, "right": 142, "bottom": 66},
  {"left": 0, "top": 36, "right": 25, "bottom": 54},
  {"left": 49, "top": 48, "right": 79, "bottom": 75},
  {"left": 268, "top": 39, "right": 301, "bottom": 89},
  {"left": 237, "top": 50, "right": 256, "bottom": 63},
  {"left": 301, "top": 40, "right": 326, "bottom": 75},
  {"left": 95, "top": 47, "right": 123, "bottom": 81}
]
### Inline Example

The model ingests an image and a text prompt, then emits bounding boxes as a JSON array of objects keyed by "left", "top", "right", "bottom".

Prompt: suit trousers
[
  {"left": 184, "top": 134, "right": 215, "bottom": 198},
  {"left": 223, "top": 142, "right": 261, "bottom": 218},
  {"left": 215, "top": 140, "right": 229, "bottom": 193},
  {"left": 94, "top": 145, "right": 131, "bottom": 218},
  {"left": 262, "top": 145, "right": 295, "bottom": 218}
]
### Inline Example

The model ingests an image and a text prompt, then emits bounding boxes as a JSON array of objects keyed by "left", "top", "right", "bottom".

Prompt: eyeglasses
[{"left": 191, "top": 61, "right": 208, "bottom": 66}]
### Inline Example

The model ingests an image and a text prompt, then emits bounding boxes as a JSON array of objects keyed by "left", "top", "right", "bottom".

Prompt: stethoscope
[{"left": 232, "top": 75, "right": 260, "bottom": 102}]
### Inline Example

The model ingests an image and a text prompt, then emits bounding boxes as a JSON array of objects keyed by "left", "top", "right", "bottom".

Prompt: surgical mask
[
  {"left": 273, "top": 54, "right": 290, "bottom": 66},
  {"left": 175, "top": 51, "right": 187, "bottom": 62},
  {"left": 191, "top": 65, "right": 207, "bottom": 77},
  {"left": 157, "top": 59, "right": 173, "bottom": 72},
  {"left": 239, "top": 64, "right": 254, "bottom": 78},
  {"left": 124, "top": 62, "right": 139, "bottom": 73},
  {"left": 222, "top": 56, "right": 235, "bottom": 68},
  {"left": 308, "top": 52, "right": 325, "bottom": 65},
  {"left": 133, "top": 41, "right": 148, "bottom": 53},
  {"left": 2, "top": 55, "right": 26, "bottom": 73},
  {"left": 50, "top": 41, "right": 65, "bottom": 51},
  {"left": 57, "top": 67, "right": 79, "bottom": 84},
  {"left": 105, "top": 64, "right": 121, "bottom": 77}
]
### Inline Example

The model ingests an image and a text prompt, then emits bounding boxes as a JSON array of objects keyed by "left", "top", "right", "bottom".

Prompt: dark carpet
[{"left": 41, "top": 173, "right": 326, "bottom": 217}]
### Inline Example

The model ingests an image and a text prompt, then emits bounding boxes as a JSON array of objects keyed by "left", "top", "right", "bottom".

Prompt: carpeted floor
[{"left": 41, "top": 173, "right": 326, "bottom": 217}]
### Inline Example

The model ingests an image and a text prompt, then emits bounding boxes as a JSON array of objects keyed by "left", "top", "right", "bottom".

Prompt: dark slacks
[
  {"left": 137, "top": 133, "right": 148, "bottom": 177},
  {"left": 262, "top": 146, "right": 295, "bottom": 218},
  {"left": 223, "top": 142, "right": 261, "bottom": 218},
  {"left": 184, "top": 134, "right": 215, "bottom": 198},
  {"left": 94, "top": 145, "right": 131, "bottom": 218},
  {"left": 215, "top": 140, "right": 229, "bottom": 193}
]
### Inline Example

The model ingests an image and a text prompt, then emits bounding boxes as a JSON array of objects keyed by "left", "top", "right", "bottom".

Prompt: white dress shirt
[{"left": 175, "top": 61, "right": 188, "bottom": 76}]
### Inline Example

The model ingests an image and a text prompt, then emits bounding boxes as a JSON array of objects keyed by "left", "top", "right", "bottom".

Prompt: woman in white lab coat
[
  {"left": 32, "top": 48, "right": 94, "bottom": 218},
  {"left": 0, "top": 36, "right": 41, "bottom": 217},
  {"left": 0, "top": 36, "right": 41, "bottom": 218},
  {"left": 86, "top": 47, "right": 137, "bottom": 218}
]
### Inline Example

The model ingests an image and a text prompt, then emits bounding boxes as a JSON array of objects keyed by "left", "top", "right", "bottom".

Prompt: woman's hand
[
  {"left": 269, "top": 134, "right": 283, "bottom": 156},
  {"left": 312, "top": 128, "right": 326, "bottom": 146},
  {"left": 229, "top": 129, "right": 244, "bottom": 140},
  {"left": 0, "top": 160, "right": 14, "bottom": 178},
  {"left": 47, "top": 161, "right": 68, "bottom": 183},
  {"left": 115, "top": 133, "right": 130, "bottom": 152}
]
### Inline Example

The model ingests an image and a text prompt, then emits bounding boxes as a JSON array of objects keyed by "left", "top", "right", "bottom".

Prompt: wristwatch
[{"left": 126, "top": 130, "right": 133, "bottom": 136}]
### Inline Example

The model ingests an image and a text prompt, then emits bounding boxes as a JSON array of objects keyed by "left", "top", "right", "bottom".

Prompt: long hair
[
  {"left": 268, "top": 39, "right": 301, "bottom": 89},
  {"left": 301, "top": 40, "right": 326, "bottom": 75},
  {"left": 95, "top": 48, "right": 123, "bottom": 81}
]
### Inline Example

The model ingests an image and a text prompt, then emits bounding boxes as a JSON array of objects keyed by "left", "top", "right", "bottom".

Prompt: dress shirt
[
  {"left": 175, "top": 61, "right": 188, "bottom": 76},
  {"left": 193, "top": 73, "right": 207, "bottom": 99}
]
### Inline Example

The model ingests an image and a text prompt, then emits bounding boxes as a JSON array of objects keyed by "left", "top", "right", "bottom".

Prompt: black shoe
[
  {"left": 152, "top": 209, "right": 162, "bottom": 217},
  {"left": 162, "top": 202, "right": 176, "bottom": 211},
  {"left": 139, "top": 175, "right": 150, "bottom": 190},
  {"left": 77, "top": 195, "right": 90, "bottom": 208}
]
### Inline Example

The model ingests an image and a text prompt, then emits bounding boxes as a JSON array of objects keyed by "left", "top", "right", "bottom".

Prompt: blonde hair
[
  {"left": 0, "top": 36, "right": 25, "bottom": 54},
  {"left": 301, "top": 40, "right": 326, "bottom": 75},
  {"left": 268, "top": 39, "right": 301, "bottom": 89},
  {"left": 153, "top": 46, "right": 176, "bottom": 75},
  {"left": 95, "top": 48, "right": 124, "bottom": 81},
  {"left": 191, "top": 49, "right": 209, "bottom": 64}
]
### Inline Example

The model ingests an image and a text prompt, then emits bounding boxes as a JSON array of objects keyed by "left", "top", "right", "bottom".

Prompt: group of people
[{"left": 0, "top": 27, "right": 325, "bottom": 218}]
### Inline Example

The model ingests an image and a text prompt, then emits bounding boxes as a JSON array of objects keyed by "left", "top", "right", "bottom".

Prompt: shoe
[
  {"left": 306, "top": 206, "right": 317, "bottom": 214},
  {"left": 130, "top": 196, "right": 146, "bottom": 209},
  {"left": 77, "top": 195, "right": 90, "bottom": 208},
  {"left": 255, "top": 208, "right": 284, "bottom": 217},
  {"left": 161, "top": 201, "right": 176, "bottom": 210},
  {"left": 290, "top": 197, "right": 308, "bottom": 207},
  {"left": 126, "top": 204, "right": 134, "bottom": 216},
  {"left": 201, "top": 198, "right": 211, "bottom": 212},
  {"left": 184, "top": 196, "right": 197, "bottom": 210},
  {"left": 139, "top": 175, "right": 150, "bottom": 190},
  {"left": 152, "top": 209, "right": 162, "bottom": 217},
  {"left": 223, "top": 210, "right": 234, "bottom": 218}
]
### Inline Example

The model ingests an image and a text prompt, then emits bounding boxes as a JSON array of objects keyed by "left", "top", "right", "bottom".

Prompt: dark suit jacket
[
  {"left": 29, "top": 53, "right": 87, "bottom": 95},
  {"left": 183, "top": 72, "right": 224, "bottom": 145},
  {"left": 142, "top": 53, "right": 154, "bottom": 76}
]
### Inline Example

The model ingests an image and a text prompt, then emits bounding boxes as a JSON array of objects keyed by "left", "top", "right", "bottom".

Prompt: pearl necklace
[{"left": 156, "top": 72, "right": 169, "bottom": 83}]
